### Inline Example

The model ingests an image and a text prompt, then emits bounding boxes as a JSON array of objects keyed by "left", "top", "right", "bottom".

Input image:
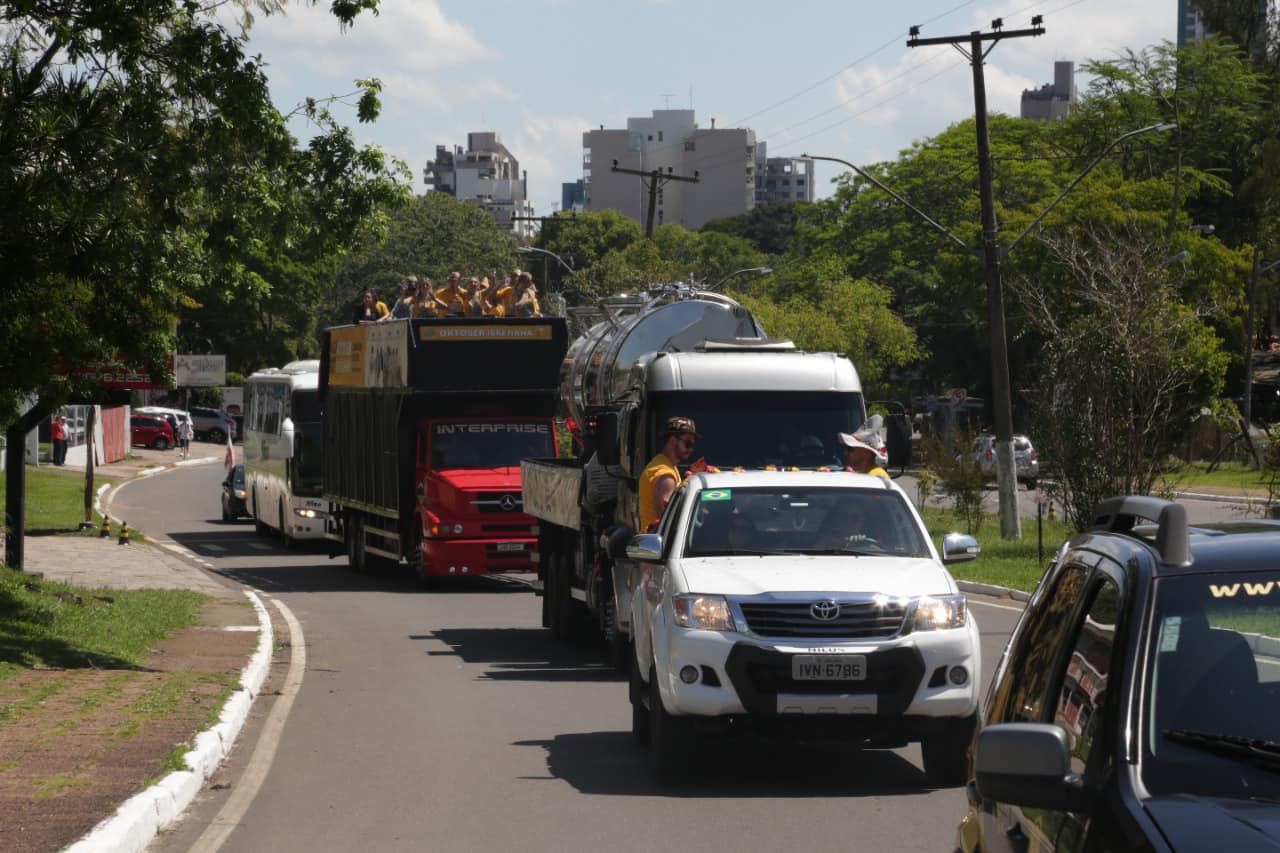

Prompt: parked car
[
  {"left": 972, "top": 433, "right": 1038, "bottom": 488},
  {"left": 189, "top": 406, "right": 237, "bottom": 443},
  {"left": 130, "top": 414, "right": 174, "bottom": 450},
  {"left": 626, "top": 469, "right": 982, "bottom": 783},
  {"left": 957, "top": 496, "right": 1280, "bottom": 852},
  {"left": 221, "top": 463, "right": 247, "bottom": 521},
  {"left": 136, "top": 406, "right": 188, "bottom": 437}
]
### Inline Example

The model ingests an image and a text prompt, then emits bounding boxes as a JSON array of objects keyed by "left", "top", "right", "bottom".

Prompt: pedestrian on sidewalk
[
  {"left": 51, "top": 415, "right": 67, "bottom": 466},
  {"left": 177, "top": 416, "right": 194, "bottom": 459}
]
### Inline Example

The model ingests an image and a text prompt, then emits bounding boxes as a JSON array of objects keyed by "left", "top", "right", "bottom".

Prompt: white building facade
[
  {"left": 583, "top": 110, "right": 756, "bottom": 231},
  {"left": 424, "top": 132, "right": 536, "bottom": 240}
]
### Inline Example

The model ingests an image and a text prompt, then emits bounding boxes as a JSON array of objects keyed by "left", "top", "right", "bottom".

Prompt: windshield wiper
[{"left": 1162, "top": 729, "right": 1280, "bottom": 773}]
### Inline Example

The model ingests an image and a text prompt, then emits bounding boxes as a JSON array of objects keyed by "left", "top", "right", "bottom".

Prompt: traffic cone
[
  {"left": 99, "top": 517, "right": 111, "bottom": 539},
  {"left": 117, "top": 521, "right": 130, "bottom": 545}
]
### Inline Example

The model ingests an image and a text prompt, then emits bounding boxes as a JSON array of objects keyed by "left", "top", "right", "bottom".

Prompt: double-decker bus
[{"left": 243, "top": 360, "right": 325, "bottom": 543}]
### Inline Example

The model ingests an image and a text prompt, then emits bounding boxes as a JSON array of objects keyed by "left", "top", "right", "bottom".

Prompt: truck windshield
[
  {"left": 683, "top": 486, "right": 929, "bottom": 558},
  {"left": 1143, "top": 571, "right": 1280, "bottom": 800},
  {"left": 429, "top": 421, "right": 555, "bottom": 469},
  {"left": 651, "top": 391, "right": 866, "bottom": 469}
]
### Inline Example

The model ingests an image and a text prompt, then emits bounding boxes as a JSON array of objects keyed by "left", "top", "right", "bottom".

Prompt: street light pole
[{"left": 706, "top": 266, "right": 774, "bottom": 292}]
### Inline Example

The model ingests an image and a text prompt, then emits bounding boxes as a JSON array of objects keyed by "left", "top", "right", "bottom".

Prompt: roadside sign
[
  {"left": 175, "top": 354, "right": 226, "bottom": 387},
  {"left": 949, "top": 387, "right": 967, "bottom": 407}
]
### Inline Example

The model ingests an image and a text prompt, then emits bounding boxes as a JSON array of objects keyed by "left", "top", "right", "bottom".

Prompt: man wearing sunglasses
[{"left": 638, "top": 416, "right": 699, "bottom": 533}]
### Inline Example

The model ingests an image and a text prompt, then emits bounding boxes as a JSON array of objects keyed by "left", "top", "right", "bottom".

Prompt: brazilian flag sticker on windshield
[{"left": 701, "top": 489, "right": 732, "bottom": 502}]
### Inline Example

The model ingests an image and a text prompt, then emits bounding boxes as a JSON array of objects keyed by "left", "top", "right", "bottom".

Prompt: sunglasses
[{"left": 679, "top": 437, "right": 696, "bottom": 448}]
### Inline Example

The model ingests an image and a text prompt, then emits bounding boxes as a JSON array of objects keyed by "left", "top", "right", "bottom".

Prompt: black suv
[{"left": 957, "top": 496, "right": 1280, "bottom": 851}]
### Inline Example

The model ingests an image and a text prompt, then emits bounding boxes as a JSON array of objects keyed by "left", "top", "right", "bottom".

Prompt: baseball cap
[{"left": 662, "top": 416, "right": 701, "bottom": 438}]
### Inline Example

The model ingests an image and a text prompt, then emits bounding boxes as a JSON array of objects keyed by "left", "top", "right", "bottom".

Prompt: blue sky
[{"left": 235, "top": 0, "right": 1176, "bottom": 217}]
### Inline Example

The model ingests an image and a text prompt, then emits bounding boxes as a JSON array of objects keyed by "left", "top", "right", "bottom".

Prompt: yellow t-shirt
[
  {"left": 494, "top": 286, "right": 515, "bottom": 313},
  {"left": 638, "top": 454, "right": 680, "bottom": 533},
  {"left": 435, "top": 286, "right": 467, "bottom": 316},
  {"left": 868, "top": 466, "right": 889, "bottom": 479}
]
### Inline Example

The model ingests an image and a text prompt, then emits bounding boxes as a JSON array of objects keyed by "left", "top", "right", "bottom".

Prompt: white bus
[{"left": 242, "top": 360, "right": 325, "bottom": 543}]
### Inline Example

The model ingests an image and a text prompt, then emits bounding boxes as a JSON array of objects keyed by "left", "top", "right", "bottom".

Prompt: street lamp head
[
  {"left": 1153, "top": 122, "right": 1177, "bottom": 133},
  {"left": 1167, "top": 250, "right": 1191, "bottom": 265},
  {"left": 1190, "top": 224, "right": 1215, "bottom": 234}
]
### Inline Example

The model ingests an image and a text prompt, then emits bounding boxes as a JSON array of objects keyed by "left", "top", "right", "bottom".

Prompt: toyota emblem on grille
[
  {"left": 499, "top": 494, "right": 519, "bottom": 511},
  {"left": 810, "top": 600, "right": 840, "bottom": 621}
]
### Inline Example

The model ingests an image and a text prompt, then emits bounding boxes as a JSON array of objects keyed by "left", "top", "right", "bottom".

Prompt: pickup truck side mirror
[
  {"left": 975, "top": 723, "right": 1091, "bottom": 812},
  {"left": 625, "top": 533, "right": 662, "bottom": 562},
  {"left": 941, "top": 532, "right": 979, "bottom": 563}
]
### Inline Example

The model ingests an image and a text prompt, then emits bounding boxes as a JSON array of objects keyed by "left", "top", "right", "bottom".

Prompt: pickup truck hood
[
  {"left": 1145, "top": 795, "right": 1280, "bottom": 850},
  {"left": 674, "top": 555, "right": 957, "bottom": 598}
]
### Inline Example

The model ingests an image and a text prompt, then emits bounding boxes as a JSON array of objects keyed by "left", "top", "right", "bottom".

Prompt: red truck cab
[{"left": 416, "top": 417, "right": 557, "bottom": 576}]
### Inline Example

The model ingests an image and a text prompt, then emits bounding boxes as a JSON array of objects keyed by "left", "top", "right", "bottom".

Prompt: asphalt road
[{"left": 117, "top": 463, "right": 1025, "bottom": 853}]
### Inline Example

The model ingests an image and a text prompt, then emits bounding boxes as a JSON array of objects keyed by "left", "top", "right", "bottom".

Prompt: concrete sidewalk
[{"left": 3, "top": 439, "right": 268, "bottom": 853}]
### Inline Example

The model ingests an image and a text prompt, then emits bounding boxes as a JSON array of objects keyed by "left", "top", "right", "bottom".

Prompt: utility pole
[
  {"left": 908, "top": 17, "right": 1044, "bottom": 540},
  {"left": 610, "top": 162, "right": 699, "bottom": 238}
]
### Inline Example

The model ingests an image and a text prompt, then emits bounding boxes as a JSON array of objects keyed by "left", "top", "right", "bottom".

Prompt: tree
[
  {"left": 1013, "top": 224, "right": 1230, "bottom": 530},
  {"left": 331, "top": 192, "right": 519, "bottom": 327},
  {"left": 731, "top": 253, "right": 921, "bottom": 387},
  {"left": 700, "top": 202, "right": 818, "bottom": 256},
  {"left": 0, "top": 0, "right": 406, "bottom": 422}
]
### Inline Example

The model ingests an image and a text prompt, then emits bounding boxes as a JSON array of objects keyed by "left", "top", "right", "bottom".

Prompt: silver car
[{"left": 973, "top": 434, "right": 1038, "bottom": 488}]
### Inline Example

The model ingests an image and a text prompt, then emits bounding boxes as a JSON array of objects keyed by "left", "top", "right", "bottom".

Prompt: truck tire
[
  {"left": 603, "top": 597, "right": 630, "bottom": 674},
  {"left": 346, "top": 513, "right": 367, "bottom": 574},
  {"left": 649, "top": 664, "right": 691, "bottom": 783},
  {"left": 921, "top": 714, "right": 976, "bottom": 787},
  {"left": 630, "top": 644, "right": 650, "bottom": 746}
]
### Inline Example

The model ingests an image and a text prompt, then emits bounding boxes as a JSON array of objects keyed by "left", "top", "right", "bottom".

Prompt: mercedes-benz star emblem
[
  {"left": 499, "top": 494, "right": 519, "bottom": 512},
  {"left": 810, "top": 600, "right": 840, "bottom": 621}
]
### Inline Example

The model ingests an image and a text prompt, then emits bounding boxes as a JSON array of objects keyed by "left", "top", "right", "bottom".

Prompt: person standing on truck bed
[
  {"left": 436, "top": 272, "right": 467, "bottom": 316},
  {"left": 353, "top": 288, "right": 388, "bottom": 324},
  {"left": 511, "top": 271, "right": 542, "bottom": 318},
  {"left": 380, "top": 277, "right": 418, "bottom": 321},
  {"left": 638, "top": 416, "right": 699, "bottom": 532}
]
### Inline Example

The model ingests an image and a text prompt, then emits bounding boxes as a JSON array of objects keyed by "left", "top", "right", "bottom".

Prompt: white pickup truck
[{"left": 627, "top": 469, "right": 981, "bottom": 784}]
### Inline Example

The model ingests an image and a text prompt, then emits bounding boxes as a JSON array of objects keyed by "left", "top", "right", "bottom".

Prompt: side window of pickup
[
  {"left": 1052, "top": 575, "right": 1121, "bottom": 775},
  {"left": 987, "top": 563, "right": 1091, "bottom": 724},
  {"left": 657, "top": 488, "right": 687, "bottom": 559}
]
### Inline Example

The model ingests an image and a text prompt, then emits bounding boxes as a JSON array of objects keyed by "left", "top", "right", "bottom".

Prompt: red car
[{"left": 130, "top": 414, "right": 175, "bottom": 450}]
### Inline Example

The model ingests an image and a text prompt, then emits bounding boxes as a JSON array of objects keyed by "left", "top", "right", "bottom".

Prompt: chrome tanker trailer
[{"left": 521, "top": 282, "right": 869, "bottom": 659}]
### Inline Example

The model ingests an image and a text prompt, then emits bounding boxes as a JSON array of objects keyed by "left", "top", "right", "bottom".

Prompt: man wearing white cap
[{"left": 837, "top": 430, "right": 888, "bottom": 479}]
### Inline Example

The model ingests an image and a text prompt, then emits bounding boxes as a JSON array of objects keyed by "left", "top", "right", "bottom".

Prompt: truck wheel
[
  {"left": 921, "top": 714, "right": 976, "bottom": 787},
  {"left": 346, "top": 513, "right": 367, "bottom": 573},
  {"left": 630, "top": 645, "right": 650, "bottom": 747},
  {"left": 650, "top": 664, "right": 691, "bottom": 782},
  {"left": 603, "top": 598, "right": 630, "bottom": 674}
]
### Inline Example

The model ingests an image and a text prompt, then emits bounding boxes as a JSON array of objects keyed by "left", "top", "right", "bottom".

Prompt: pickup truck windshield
[
  {"left": 429, "top": 421, "right": 555, "bottom": 469},
  {"left": 683, "top": 486, "right": 928, "bottom": 559},
  {"left": 651, "top": 391, "right": 865, "bottom": 469},
  {"left": 1144, "top": 572, "right": 1280, "bottom": 800}
]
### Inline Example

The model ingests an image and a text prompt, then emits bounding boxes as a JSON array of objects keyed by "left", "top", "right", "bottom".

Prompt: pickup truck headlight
[
  {"left": 912, "top": 595, "right": 967, "bottom": 631},
  {"left": 672, "top": 595, "right": 736, "bottom": 632}
]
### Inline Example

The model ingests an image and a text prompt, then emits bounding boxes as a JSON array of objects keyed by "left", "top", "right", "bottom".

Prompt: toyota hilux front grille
[{"left": 738, "top": 601, "right": 907, "bottom": 639}]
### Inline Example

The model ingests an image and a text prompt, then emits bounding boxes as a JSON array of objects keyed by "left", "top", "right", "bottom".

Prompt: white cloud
[
  {"left": 507, "top": 113, "right": 593, "bottom": 214},
  {"left": 245, "top": 0, "right": 490, "bottom": 75}
]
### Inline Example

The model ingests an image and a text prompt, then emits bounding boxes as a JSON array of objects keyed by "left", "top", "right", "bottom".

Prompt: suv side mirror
[
  {"left": 975, "top": 723, "right": 1090, "bottom": 812},
  {"left": 625, "top": 533, "right": 662, "bottom": 562},
  {"left": 942, "top": 532, "right": 980, "bottom": 563},
  {"left": 594, "top": 412, "right": 619, "bottom": 466}
]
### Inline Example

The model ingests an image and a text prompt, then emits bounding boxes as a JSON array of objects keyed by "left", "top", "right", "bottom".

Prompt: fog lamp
[{"left": 680, "top": 665, "right": 699, "bottom": 684}]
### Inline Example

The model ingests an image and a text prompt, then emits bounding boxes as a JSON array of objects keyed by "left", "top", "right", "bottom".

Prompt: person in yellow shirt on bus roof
[
  {"left": 638, "top": 416, "right": 699, "bottom": 533},
  {"left": 435, "top": 272, "right": 467, "bottom": 317},
  {"left": 510, "top": 271, "right": 541, "bottom": 317}
]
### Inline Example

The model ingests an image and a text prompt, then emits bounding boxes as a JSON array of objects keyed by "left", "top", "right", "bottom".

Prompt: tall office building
[
  {"left": 1020, "top": 61, "right": 1077, "bottom": 121},
  {"left": 583, "top": 110, "right": 756, "bottom": 231},
  {"left": 424, "top": 132, "right": 536, "bottom": 240},
  {"left": 1177, "top": 0, "right": 1211, "bottom": 47}
]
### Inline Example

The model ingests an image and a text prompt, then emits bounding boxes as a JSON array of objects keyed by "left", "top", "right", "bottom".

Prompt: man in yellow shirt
[
  {"left": 638, "top": 416, "right": 699, "bottom": 532},
  {"left": 435, "top": 272, "right": 467, "bottom": 316},
  {"left": 837, "top": 431, "right": 889, "bottom": 478}
]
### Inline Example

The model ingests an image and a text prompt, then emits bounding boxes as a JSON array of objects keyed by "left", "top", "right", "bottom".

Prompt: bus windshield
[
  {"left": 650, "top": 391, "right": 865, "bottom": 469},
  {"left": 428, "top": 420, "right": 555, "bottom": 469}
]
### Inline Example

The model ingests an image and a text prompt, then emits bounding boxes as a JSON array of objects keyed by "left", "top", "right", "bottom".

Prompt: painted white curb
[{"left": 61, "top": 590, "right": 275, "bottom": 853}]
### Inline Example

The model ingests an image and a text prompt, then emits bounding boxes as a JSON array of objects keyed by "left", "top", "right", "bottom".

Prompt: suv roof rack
[{"left": 1089, "top": 496, "right": 1191, "bottom": 567}]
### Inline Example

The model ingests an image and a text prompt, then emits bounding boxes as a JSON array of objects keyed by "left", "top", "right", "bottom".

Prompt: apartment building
[
  {"left": 754, "top": 141, "right": 815, "bottom": 204},
  {"left": 424, "top": 132, "right": 536, "bottom": 240},
  {"left": 583, "top": 110, "right": 756, "bottom": 231},
  {"left": 1020, "top": 61, "right": 1076, "bottom": 121}
]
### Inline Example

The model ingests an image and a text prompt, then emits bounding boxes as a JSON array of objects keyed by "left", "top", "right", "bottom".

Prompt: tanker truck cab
[
  {"left": 416, "top": 417, "right": 557, "bottom": 575},
  {"left": 608, "top": 347, "right": 869, "bottom": 648}
]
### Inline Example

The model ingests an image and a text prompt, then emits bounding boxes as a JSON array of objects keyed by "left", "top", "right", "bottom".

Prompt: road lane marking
[
  {"left": 969, "top": 598, "right": 1025, "bottom": 613},
  {"left": 188, "top": 597, "right": 305, "bottom": 853}
]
